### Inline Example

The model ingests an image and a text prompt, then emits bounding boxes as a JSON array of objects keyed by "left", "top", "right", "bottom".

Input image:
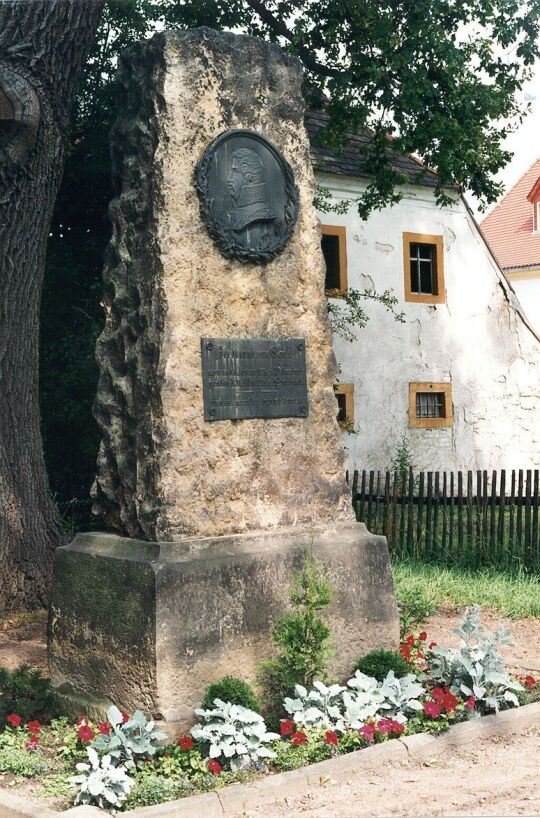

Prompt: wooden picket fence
[{"left": 348, "top": 469, "right": 540, "bottom": 572}]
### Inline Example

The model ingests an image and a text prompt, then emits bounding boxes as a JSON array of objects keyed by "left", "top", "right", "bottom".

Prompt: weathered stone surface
[
  {"left": 92, "top": 27, "right": 353, "bottom": 541},
  {"left": 48, "top": 526, "right": 399, "bottom": 725}
]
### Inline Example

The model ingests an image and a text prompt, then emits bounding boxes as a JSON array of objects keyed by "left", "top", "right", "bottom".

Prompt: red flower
[
  {"left": 6, "top": 714, "right": 21, "bottom": 729},
  {"left": 405, "top": 634, "right": 415, "bottom": 646},
  {"left": 431, "top": 687, "right": 445, "bottom": 703},
  {"left": 525, "top": 675, "right": 536, "bottom": 689},
  {"left": 399, "top": 644, "right": 412, "bottom": 662},
  {"left": 76, "top": 717, "right": 87, "bottom": 727},
  {"left": 207, "top": 759, "right": 221, "bottom": 776},
  {"left": 27, "top": 720, "right": 42, "bottom": 735},
  {"left": 324, "top": 730, "right": 339, "bottom": 746},
  {"left": 24, "top": 738, "right": 39, "bottom": 751},
  {"left": 279, "top": 719, "right": 296, "bottom": 736},
  {"left": 120, "top": 710, "right": 130, "bottom": 725},
  {"left": 98, "top": 722, "right": 110, "bottom": 735},
  {"left": 423, "top": 701, "right": 442, "bottom": 719},
  {"left": 429, "top": 642, "right": 437, "bottom": 649},
  {"left": 465, "top": 695, "right": 476, "bottom": 710},
  {"left": 78, "top": 724, "right": 96, "bottom": 743},
  {"left": 376, "top": 718, "right": 393, "bottom": 734},
  {"left": 390, "top": 719, "right": 405, "bottom": 735},
  {"left": 290, "top": 731, "right": 307, "bottom": 746},
  {"left": 176, "top": 735, "right": 194, "bottom": 751},
  {"left": 419, "top": 631, "right": 427, "bottom": 641},
  {"left": 358, "top": 723, "right": 376, "bottom": 742},
  {"left": 442, "top": 692, "right": 459, "bottom": 713}
]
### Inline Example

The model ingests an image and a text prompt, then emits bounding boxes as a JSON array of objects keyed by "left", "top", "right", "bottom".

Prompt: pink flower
[
  {"left": 324, "top": 730, "right": 339, "bottom": 746},
  {"left": 525, "top": 675, "right": 536, "bottom": 689},
  {"left": 290, "top": 731, "right": 307, "bottom": 746},
  {"left": 78, "top": 724, "right": 95, "bottom": 743},
  {"left": 207, "top": 759, "right": 221, "bottom": 776},
  {"left": 423, "top": 700, "right": 442, "bottom": 719},
  {"left": 376, "top": 718, "right": 393, "bottom": 734},
  {"left": 465, "top": 695, "right": 476, "bottom": 710},
  {"left": 279, "top": 719, "right": 295, "bottom": 736},
  {"left": 6, "top": 714, "right": 21, "bottom": 728},
  {"left": 24, "top": 738, "right": 39, "bottom": 751},
  {"left": 390, "top": 719, "right": 405, "bottom": 735},
  {"left": 98, "top": 722, "right": 110, "bottom": 735},
  {"left": 120, "top": 710, "right": 130, "bottom": 725},
  {"left": 431, "top": 687, "right": 445, "bottom": 703},
  {"left": 358, "top": 722, "right": 376, "bottom": 742}
]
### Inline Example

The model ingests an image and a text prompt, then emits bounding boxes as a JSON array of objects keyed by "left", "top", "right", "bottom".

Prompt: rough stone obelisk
[{"left": 48, "top": 28, "right": 398, "bottom": 727}]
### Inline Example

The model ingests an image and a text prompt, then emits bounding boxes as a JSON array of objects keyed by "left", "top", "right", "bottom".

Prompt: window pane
[
  {"left": 336, "top": 393, "right": 347, "bottom": 422},
  {"left": 409, "top": 242, "right": 437, "bottom": 295},
  {"left": 322, "top": 234, "right": 341, "bottom": 289},
  {"left": 416, "top": 392, "right": 445, "bottom": 418}
]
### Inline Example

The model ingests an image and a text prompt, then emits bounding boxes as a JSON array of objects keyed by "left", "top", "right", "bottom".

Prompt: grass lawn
[{"left": 392, "top": 558, "right": 540, "bottom": 619}]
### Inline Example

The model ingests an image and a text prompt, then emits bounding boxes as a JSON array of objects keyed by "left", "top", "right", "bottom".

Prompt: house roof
[
  {"left": 481, "top": 158, "right": 540, "bottom": 270},
  {"left": 305, "top": 110, "right": 441, "bottom": 189}
]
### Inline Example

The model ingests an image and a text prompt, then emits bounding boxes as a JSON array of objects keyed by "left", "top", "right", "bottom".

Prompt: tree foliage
[{"left": 41, "top": 0, "right": 540, "bottom": 505}]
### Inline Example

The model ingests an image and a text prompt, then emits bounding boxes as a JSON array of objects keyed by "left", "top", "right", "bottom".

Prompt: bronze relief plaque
[
  {"left": 195, "top": 130, "right": 299, "bottom": 263},
  {"left": 201, "top": 338, "right": 308, "bottom": 421}
]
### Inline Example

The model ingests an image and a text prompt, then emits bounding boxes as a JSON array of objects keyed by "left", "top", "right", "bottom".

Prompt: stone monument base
[{"left": 48, "top": 524, "right": 399, "bottom": 729}]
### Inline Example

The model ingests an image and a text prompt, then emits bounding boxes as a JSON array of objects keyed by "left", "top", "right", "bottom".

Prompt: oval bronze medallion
[{"left": 195, "top": 129, "right": 299, "bottom": 264}]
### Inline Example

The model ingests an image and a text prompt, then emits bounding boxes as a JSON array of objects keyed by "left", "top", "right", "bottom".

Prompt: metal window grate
[
  {"left": 410, "top": 242, "right": 436, "bottom": 295},
  {"left": 416, "top": 391, "right": 445, "bottom": 419}
]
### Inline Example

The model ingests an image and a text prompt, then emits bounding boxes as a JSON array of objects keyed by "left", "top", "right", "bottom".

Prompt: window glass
[
  {"left": 410, "top": 243, "right": 437, "bottom": 295},
  {"left": 416, "top": 392, "right": 445, "bottom": 419},
  {"left": 322, "top": 234, "right": 341, "bottom": 290}
]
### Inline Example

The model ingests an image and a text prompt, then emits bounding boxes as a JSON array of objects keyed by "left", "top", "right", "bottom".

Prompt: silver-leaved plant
[
  {"left": 91, "top": 705, "right": 168, "bottom": 769},
  {"left": 69, "top": 747, "right": 134, "bottom": 812},
  {"left": 283, "top": 681, "right": 346, "bottom": 729},
  {"left": 428, "top": 605, "right": 523, "bottom": 714},
  {"left": 190, "top": 699, "right": 280, "bottom": 771}
]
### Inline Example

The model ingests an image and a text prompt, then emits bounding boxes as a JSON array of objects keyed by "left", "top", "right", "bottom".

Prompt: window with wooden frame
[
  {"left": 403, "top": 232, "right": 445, "bottom": 304},
  {"left": 409, "top": 382, "right": 453, "bottom": 428},
  {"left": 334, "top": 383, "right": 354, "bottom": 432},
  {"left": 321, "top": 225, "right": 348, "bottom": 296}
]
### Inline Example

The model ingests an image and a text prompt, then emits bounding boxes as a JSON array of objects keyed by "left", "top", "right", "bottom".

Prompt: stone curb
[{"left": 0, "top": 702, "right": 539, "bottom": 818}]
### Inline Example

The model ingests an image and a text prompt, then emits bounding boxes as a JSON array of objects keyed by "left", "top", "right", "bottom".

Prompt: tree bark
[{"left": 0, "top": 0, "right": 103, "bottom": 612}]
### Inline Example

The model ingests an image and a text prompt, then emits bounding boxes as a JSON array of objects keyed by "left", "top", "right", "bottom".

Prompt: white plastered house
[{"left": 307, "top": 112, "right": 540, "bottom": 472}]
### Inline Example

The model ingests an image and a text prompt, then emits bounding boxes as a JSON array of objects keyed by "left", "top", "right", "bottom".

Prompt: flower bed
[{"left": 0, "top": 605, "right": 537, "bottom": 814}]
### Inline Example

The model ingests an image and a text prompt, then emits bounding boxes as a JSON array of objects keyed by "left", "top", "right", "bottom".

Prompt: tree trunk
[{"left": 0, "top": 0, "right": 103, "bottom": 612}]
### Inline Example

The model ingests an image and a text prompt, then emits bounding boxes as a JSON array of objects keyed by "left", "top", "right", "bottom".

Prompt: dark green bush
[
  {"left": 201, "top": 677, "right": 260, "bottom": 712},
  {"left": 352, "top": 648, "right": 409, "bottom": 680},
  {"left": 0, "top": 664, "right": 57, "bottom": 727}
]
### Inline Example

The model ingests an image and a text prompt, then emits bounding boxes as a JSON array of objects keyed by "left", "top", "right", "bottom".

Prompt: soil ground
[{"left": 2, "top": 606, "right": 540, "bottom": 817}]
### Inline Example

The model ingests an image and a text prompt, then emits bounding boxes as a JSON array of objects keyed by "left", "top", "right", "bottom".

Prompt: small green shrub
[
  {"left": 0, "top": 664, "right": 57, "bottom": 727},
  {"left": 352, "top": 648, "right": 409, "bottom": 680},
  {"left": 396, "top": 587, "right": 437, "bottom": 637},
  {"left": 0, "top": 746, "right": 51, "bottom": 777},
  {"left": 257, "top": 551, "right": 333, "bottom": 725},
  {"left": 201, "top": 677, "right": 260, "bottom": 712}
]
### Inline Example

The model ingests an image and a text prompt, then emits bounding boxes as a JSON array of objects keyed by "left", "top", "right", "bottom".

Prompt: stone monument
[{"left": 48, "top": 28, "right": 399, "bottom": 728}]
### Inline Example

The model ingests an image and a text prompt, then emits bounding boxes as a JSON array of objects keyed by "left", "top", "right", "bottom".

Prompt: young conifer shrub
[
  {"left": 352, "top": 648, "right": 409, "bottom": 681},
  {"left": 257, "top": 551, "right": 333, "bottom": 723},
  {"left": 201, "top": 677, "right": 260, "bottom": 713}
]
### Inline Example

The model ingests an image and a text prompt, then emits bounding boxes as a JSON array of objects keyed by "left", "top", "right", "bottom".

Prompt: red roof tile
[{"left": 481, "top": 158, "right": 540, "bottom": 270}]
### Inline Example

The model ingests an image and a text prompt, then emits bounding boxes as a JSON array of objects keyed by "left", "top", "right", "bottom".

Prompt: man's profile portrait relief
[{"left": 195, "top": 129, "right": 299, "bottom": 263}]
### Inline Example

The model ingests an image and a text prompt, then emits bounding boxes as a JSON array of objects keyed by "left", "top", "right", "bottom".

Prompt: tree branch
[{"left": 243, "top": 0, "right": 340, "bottom": 78}]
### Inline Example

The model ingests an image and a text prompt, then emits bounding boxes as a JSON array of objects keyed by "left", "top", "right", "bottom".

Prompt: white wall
[
  {"left": 316, "top": 173, "right": 540, "bottom": 472},
  {"left": 509, "top": 278, "right": 540, "bottom": 337}
]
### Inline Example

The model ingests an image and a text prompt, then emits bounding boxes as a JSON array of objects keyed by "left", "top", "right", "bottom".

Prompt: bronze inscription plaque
[{"left": 201, "top": 338, "right": 308, "bottom": 421}]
